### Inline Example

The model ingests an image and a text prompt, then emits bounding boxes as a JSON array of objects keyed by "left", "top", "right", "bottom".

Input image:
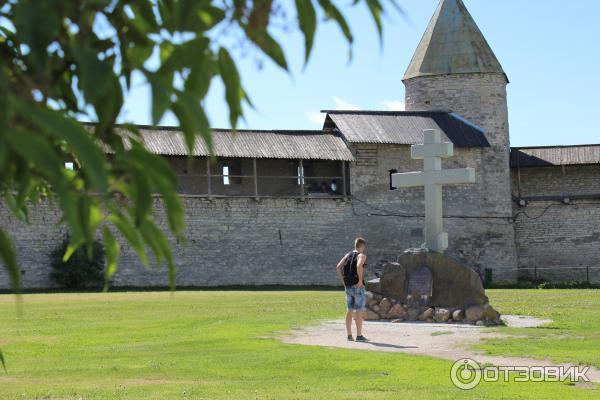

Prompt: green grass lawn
[{"left": 0, "top": 289, "right": 598, "bottom": 399}]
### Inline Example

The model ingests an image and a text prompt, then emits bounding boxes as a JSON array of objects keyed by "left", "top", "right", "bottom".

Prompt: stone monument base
[{"left": 364, "top": 249, "right": 502, "bottom": 326}]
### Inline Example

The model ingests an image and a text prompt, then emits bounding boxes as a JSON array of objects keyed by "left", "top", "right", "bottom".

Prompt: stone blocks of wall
[{"left": 511, "top": 164, "right": 600, "bottom": 283}]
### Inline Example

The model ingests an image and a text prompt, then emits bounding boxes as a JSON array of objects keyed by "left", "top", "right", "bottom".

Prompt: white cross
[{"left": 391, "top": 129, "right": 476, "bottom": 253}]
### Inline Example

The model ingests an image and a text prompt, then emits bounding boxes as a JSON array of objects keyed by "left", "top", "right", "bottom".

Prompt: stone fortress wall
[
  {"left": 511, "top": 164, "right": 600, "bottom": 283},
  {"left": 1, "top": 151, "right": 599, "bottom": 289}
]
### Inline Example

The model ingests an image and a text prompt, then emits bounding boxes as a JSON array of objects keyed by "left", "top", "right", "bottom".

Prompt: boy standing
[{"left": 336, "top": 237, "right": 367, "bottom": 341}]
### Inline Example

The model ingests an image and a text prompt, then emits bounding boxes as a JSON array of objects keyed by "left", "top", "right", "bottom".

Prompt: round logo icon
[{"left": 450, "top": 358, "right": 482, "bottom": 390}]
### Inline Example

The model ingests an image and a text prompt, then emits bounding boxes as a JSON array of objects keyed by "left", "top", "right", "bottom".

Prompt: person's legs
[
  {"left": 354, "top": 311, "right": 363, "bottom": 336},
  {"left": 354, "top": 288, "right": 366, "bottom": 340},
  {"left": 345, "top": 310, "right": 353, "bottom": 336},
  {"left": 345, "top": 287, "right": 355, "bottom": 337}
]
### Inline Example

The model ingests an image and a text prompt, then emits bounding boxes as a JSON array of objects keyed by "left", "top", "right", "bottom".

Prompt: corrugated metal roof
[
  {"left": 511, "top": 145, "right": 600, "bottom": 167},
  {"left": 323, "top": 110, "right": 490, "bottom": 147},
  {"left": 125, "top": 127, "right": 354, "bottom": 161},
  {"left": 404, "top": 0, "right": 506, "bottom": 81}
]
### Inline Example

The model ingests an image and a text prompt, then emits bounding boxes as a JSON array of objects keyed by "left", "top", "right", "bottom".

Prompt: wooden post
[
  {"left": 517, "top": 164, "right": 522, "bottom": 198},
  {"left": 206, "top": 157, "right": 212, "bottom": 197},
  {"left": 561, "top": 165, "right": 566, "bottom": 198},
  {"left": 587, "top": 266, "right": 590, "bottom": 284},
  {"left": 299, "top": 159, "right": 305, "bottom": 198},
  {"left": 253, "top": 158, "right": 258, "bottom": 199},
  {"left": 341, "top": 161, "right": 347, "bottom": 197}
]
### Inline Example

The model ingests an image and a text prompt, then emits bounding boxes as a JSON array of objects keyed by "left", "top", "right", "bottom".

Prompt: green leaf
[
  {"left": 102, "top": 227, "right": 121, "bottom": 291},
  {"left": 166, "top": 0, "right": 225, "bottom": 32},
  {"left": 126, "top": 42, "right": 154, "bottom": 70},
  {"left": 94, "top": 74, "right": 124, "bottom": 136},
  {"left": 9, "top": 130, "right": 84, "bottom": 243},
  {"left": 127, "top": 165, "right": 153, "bottom": 226},
  {"left": 295, "top": 0, "right": 317, "bottom": 64},
  {"left": 317, "top": 0, "right": 353, "bottom": 44},
  {"left": 0, "top": 227, "right": 20, "bottom": 292},
  {"left": 125, "top": 145, "right": 185, "bottom": 237},
  {"left": 108, "top": 213, "right": 149, "bottom": 268},
  {"left": 12, "top": 0, "right": 60, "bottom": 71},
  {"left": 13, "top": 100, "right": 109, "bottom": 192},
  {"left": 72, "top": 46, "right": 123, "bottom": 135},
  {"left": 171, "top": 90, "right": 210, "bottom": 155},
  {"left": 78, "top": 197, "right": 103, "bottom": 258},
  {"left": 140, "top": 219, "right": 176, "bottom": 289},
  {"left": 145, "top": 71, "right": 171, "bottom": 126},
  {"left": 218, "top": 48, "right": 243, "bottom": 129},
  {"left": 138, "top": 218, "right": 164, "bottom": 267},
  {"left": 72, "top": 46, "right": 114, "bottom": 105},
  {"left": 185, "top": 53, "right": 216, "bottom": 100},
  {"left": 366, "top": 0, "right": 384, "bottom": 40},
  {"left": 8, "top": 130, "right": 65, "bottom": 185},
  {"left": 246, "top": 29, "right": 288, "bottom": 70}
]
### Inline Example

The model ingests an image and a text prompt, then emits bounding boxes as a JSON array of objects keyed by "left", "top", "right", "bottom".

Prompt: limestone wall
[
  {"left": 0, "top": 197, "right": 357, "bottom": 289},
  {"left": 0, "top": 143, "right": 519, "bottom": 289},
  {"left": 511, "top": 165, "right": 600, "bottom": 283}
]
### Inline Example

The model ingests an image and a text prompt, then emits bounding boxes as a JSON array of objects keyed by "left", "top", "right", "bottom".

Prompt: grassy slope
[{"left": 0, "top": 290, "right": 597, "bottom": 399}]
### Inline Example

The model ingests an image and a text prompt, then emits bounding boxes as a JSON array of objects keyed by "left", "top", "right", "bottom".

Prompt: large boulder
[
  {"left": 365, "top": 278, "right": 382, "bottom": 294},
  {"left": 378, "top": 250, "right": 488, "bottom": 307},
  {"left": 379, "top": 262, "right": 407, "bottom": 298}
]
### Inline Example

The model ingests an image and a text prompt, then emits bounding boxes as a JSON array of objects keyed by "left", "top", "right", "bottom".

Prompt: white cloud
[
  {"left": 333, "top": 96, "right": 359, "bottom": 111},
  {"left": 306, "top": 111, "right": 325, "bottom": 126},
  {"left": 379, "top": 100, "right": 406, "bottom": 111}
]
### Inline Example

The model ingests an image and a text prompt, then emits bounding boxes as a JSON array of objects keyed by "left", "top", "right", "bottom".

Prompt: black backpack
[{"left": 342, "top": 251, "right": 359, "bottom": 287}]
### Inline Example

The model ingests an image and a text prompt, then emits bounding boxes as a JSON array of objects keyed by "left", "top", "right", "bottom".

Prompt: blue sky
[{"left": 121, "top": 0, "right": 600, "bottom": 147}]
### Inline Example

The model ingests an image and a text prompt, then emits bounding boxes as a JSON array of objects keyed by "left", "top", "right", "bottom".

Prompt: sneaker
[
  {"left": 355, "top": 335, "right": 368, "bottom": 342},
  {"left": 347, "top": 335, "right": 354, "bottom": 341}
]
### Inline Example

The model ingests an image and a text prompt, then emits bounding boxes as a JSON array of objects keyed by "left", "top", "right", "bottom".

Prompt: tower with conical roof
[
  {"left": 404, "top": 0, "right": 509, "bottom": 149},
  {"left": 403, "top": 0, "right": 517, "bottom": 277}
]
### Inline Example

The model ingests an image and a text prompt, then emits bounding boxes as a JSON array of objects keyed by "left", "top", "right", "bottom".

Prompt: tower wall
[{"left": 404, "top": 73, "right": 518, "bottom": 280}]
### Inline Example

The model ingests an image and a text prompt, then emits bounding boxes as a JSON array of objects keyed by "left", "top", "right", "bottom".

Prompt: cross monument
[{"left": 390, "top": 129, "right": 476, "bottom": 253}]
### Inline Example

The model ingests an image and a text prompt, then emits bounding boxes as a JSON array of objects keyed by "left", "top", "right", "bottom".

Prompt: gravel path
[{"left": 280, "top": 315, "right": 600, "bottom": 383}]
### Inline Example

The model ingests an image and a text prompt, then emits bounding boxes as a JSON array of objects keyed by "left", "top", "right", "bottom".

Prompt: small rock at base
[
  {"left": 475, "top": 320, "right": 485, "bottom": 326},
  {"left": 407, "top": 308, "right": 421, "bottom": 321},
  {"left": 419, "top": 307, "right": 434, "bottom": 321},
  {"left": 466, "top": 305, "right": 486, "bottom": 321},
  {"left": 434, "top": 308, "right": 451, "bottom": 323},
  {"left": 379, "top": 298, "right": 393, "bottom": 315},
  {"left": 365, "top": 309, "right": 380, "bottom": 320},
  {"left": 387, "top": 303, "right": 408, "bottom": 319},
  {"left": 452, "top": 308, "right": 465, "bottom": 321}
]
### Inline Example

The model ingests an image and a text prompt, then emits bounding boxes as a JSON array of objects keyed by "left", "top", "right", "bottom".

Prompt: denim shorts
[{"left": 345, "top": 286, "right": 366, "bottom": 311}]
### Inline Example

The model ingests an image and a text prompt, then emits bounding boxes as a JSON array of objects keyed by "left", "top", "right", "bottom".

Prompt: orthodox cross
[{"left": 390, "top": 129, "right": 476, "bottom": 252}]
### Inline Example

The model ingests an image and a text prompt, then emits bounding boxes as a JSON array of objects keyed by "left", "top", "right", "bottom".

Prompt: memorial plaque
[{"left": 407, "top": 267, "right": 433, "bottom": 297}]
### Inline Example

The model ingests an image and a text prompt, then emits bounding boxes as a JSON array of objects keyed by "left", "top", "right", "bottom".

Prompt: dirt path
[{"left": 280, "top": 315, "right": 600, "bottom": 383}]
